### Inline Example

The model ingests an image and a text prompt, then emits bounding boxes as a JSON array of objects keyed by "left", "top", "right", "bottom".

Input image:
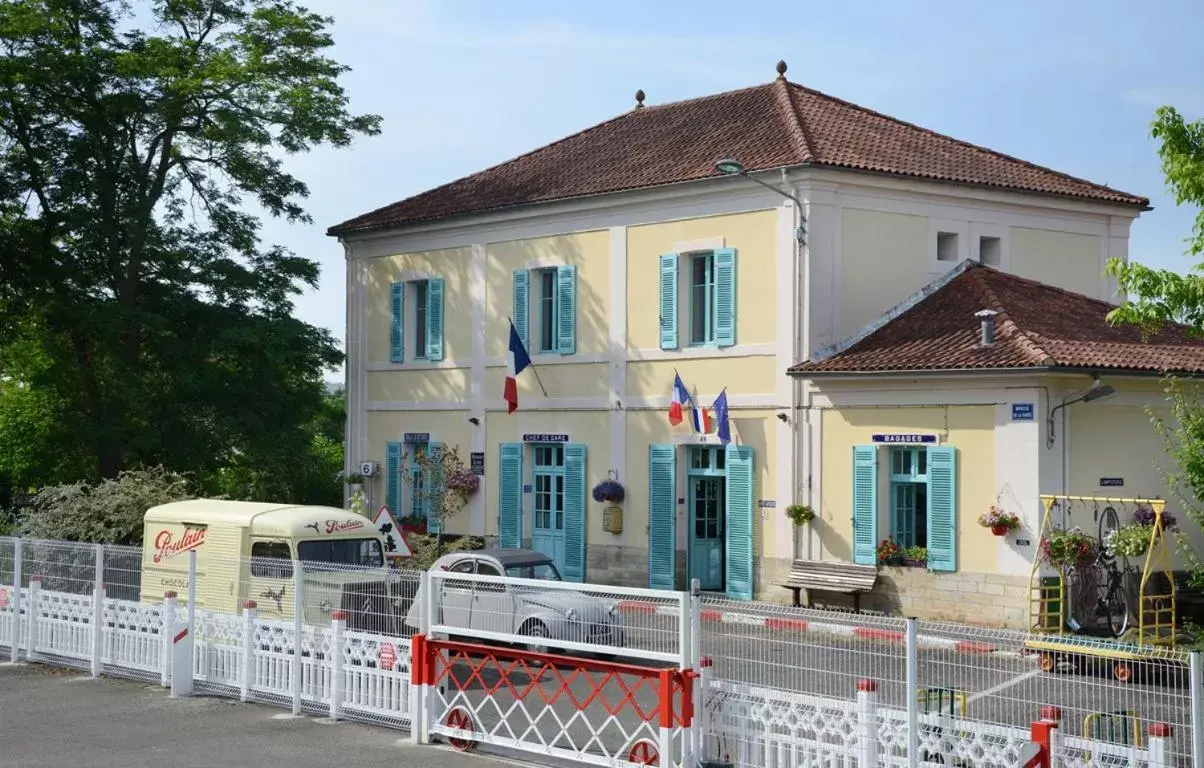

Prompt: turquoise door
[
  {"left": 531, "top": 445, "right": 566, "bottom": 571},
  {"left": 687, "top": 447, "right": 727, "bottom": 592},
  {"left": 689, "top": 476, "right": 725, "bottom": 591}
]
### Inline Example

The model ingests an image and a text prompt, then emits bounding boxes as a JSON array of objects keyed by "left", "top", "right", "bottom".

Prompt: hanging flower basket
[
  {"left": 978, "top": 506, "right": 1021, "bottom": 536},
  {"left": 445, "top": 468, "right": 480, "bottom": 496},
  {"left": 1040, "top": 527, "right": 1098, "bottom": 570},
  {"left": 592, "top": 479, "right": 626, "bottom": 504},
  {"left": 1134, "top": 503, "right": 1177, "bottom": 531},
  {"left": 785, "top": 504, "right": 816, "bottom": 525}
]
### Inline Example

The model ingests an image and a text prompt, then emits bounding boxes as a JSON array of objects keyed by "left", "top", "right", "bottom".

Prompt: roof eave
[{"left": 788, "top": 364, "right": 1204, "bottom": 380}]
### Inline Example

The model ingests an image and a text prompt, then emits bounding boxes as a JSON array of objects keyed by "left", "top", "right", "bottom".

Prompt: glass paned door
[{"left": 531, "top": 445, "right": 565, "bottom": 571}]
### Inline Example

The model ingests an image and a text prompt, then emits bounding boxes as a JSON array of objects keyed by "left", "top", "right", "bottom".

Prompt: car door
[
  {"left": 438, "top": 558, "right": 476, "bottom": 630},
  {"left": 247, "top": 539, "right": 294, "bottom": 620},
  {"left": 470, "top": 560, "right": 516, "bottom": 635}
]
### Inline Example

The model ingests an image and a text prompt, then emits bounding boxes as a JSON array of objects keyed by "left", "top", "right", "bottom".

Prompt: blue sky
[{"left": 262, "top": 0, "right": 1204, "bottom": 363}]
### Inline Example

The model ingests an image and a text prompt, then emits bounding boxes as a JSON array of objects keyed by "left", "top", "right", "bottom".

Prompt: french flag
[
  {"left": 691, "top": 394, "right": 710, "bottom": 434},
  {"left": 504, "top": 320, "right": 531, "bottom": 414},
  {"left": 669, "top": 372, "right": 689, "bottom": 426}
]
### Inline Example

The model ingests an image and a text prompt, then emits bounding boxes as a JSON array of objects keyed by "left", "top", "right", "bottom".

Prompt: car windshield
[
  {"left": 504, "top": 561, "right": 562, "bottom": 581},
  {"left": 297, "top": 538, "right": 384, "bottom": 568}
]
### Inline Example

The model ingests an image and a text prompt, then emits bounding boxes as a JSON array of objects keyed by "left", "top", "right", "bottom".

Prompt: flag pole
[{"left": 508, "top": 316, "right": 549, "bottom": 397}]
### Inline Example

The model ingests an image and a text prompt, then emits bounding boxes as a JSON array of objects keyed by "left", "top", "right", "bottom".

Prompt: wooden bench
[{"left": 777, "top": 559, "right": 879, "bottom": 613}]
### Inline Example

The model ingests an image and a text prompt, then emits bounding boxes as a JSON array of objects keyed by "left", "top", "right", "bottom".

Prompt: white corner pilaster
[
  {"left": 608, "top": 226, "right": 628, "bottom": 488},
  {"left": 469, "top": 244, "right": 487, "bottom": 535},
  {"left": 774, "top": 201, "right": 797, "bottom": 559}
]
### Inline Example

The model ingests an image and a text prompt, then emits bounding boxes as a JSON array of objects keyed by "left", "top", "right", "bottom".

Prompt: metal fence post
[
  {"left": 27, "top": 575, "right": 40, "bottom": 662},
  {"left": 857, "top": 680, "right": 880, "bottom": 767},
  {"left": 91, "top": 543, "right": 105, "bottom": 677},
  {"left": 10, "top": 538, "right": 21, "bottom": 664},
  {"left": 329, "top": 610, "right": 346, "bottom": 720},
  {"left": 906, "top": 617, "right": 919, "bottom": 768},
  {"left": 240, "top": 600, "right": 257, "bottom": 702},
  {"left": 1192, "top": 652, "right": 1203, "bottom": 768},
  {"left": 161, "top": 592, "right": 176, "bottom": 688},
  {"left": 292, "top": 561, "right": 303, "bottom": 716},
  {"left": 688, "top": 578, "right": 702, "bottom": 763}
]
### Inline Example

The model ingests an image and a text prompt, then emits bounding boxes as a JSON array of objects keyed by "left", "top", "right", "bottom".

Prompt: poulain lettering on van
[
  {"left": 152, "top": 526, "right": 207, "bottom": 564},
  {"left": 325, "top": 519, "right": 364, "bottom": 534}
]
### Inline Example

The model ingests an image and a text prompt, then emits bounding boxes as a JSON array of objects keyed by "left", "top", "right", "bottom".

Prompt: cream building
[{"left": 328, "top": 62, "right": 1152, "bottom": 605}]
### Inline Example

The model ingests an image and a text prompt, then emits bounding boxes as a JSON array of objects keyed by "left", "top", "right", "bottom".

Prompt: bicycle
[{"left": 1094, "top": 505, "right": 1131, "bottom": 638}]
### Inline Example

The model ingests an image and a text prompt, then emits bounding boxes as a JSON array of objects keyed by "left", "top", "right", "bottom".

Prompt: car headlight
[
  {"left": 606, "top": 603, "right": 618, "bottom": 618},
  {"left": 565, "top": 608, "right": 578, "bottom": 622},
  {"left": 319, "top": 600, "right": 333, "bottom": 614}
]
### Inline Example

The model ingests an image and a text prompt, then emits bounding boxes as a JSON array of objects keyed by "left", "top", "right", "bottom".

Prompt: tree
[
  {"left": 402, "top": 445, "right": 480, "bottom": 558},
  {"left": 1105, "top": 106, "right": 1204, "bottom": 330},
  {"left": 0, "top": 1, "right": 379, "bottom": 487},
  {"left": 1106, "top": 106, "right": 1204, "bottom": 585}
]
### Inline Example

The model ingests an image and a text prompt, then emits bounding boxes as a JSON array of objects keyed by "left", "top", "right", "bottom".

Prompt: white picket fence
[{"left": 0, "top": 581, "right": 412, "bottom": 727}]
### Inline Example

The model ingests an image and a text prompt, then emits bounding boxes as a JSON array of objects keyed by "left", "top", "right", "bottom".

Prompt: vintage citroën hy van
[{"left": 138, "top": 499, "right": 402, "bottom": 633}]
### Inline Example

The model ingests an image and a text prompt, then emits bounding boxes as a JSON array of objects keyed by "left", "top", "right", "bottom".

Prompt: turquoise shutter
[
  {"left": 714, "top": 247, "right": 737, "bottom": 347},
  {"left": 426, "top": 443, "right": 445, "bottom": 535},
  {"left": 562, "top": 443, "right": 587, "bottom": 582},
  {"left": 556, "top": 265, "right": 576, "bottom": 355},
  {"left": 499, "top": 443, "right": 523, "bottom": 548},
  {"left": 425, "top": 277, "right": 444, "bottom": 361},
  {"left": 724, "top": 444, "right": 754, "bottom": 600},
  {"left": 648, "top": 444, "right": 677, "bottom": 590},
  {"left": 926, "top": 447, "right": 957, "bottom": 572},
  {"left": 658, "top": 253, "right": 678, "bottom": 350},
  {"left": 852, "top": 446, "right": 878, "bottom": 565},
  {"left": 512, "top": 270, "right": 530, "bottom": 351},
  {"left": 389, "top": 281, "right": 405, "bottom": 363},
  {"left": 385, "top": 441, "right": 403, "bottom": 516}
]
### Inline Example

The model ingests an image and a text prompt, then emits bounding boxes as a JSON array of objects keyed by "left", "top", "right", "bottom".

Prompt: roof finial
[
  {"left": 634, "top": 89, "right": 646, "bottom": 109},
  {"left": 776, "top": 59, "right": 788, "bottom": 79}
]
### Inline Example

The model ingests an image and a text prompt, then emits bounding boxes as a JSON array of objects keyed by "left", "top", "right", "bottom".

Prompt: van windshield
[{"left": 297, "top": 538, "right": 384, "bottom": 568}]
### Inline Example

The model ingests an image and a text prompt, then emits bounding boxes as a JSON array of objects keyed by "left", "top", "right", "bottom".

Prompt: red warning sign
[{"left": 378, "top": 642, "right": 397, "bottom": 671}]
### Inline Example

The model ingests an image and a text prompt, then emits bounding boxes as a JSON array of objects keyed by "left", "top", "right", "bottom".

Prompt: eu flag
[{"left": 713, "top": 389, "right": 731, "bottom": 443}]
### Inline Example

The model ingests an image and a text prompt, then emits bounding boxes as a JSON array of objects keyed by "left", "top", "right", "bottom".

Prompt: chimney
[{"left": 975, "top": 309, "right": 999, "bottom": 346}]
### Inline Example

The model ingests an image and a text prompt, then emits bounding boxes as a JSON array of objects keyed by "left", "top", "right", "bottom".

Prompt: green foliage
[
  {"left": 1106, "top": 106, "right": 1204, "bottom": 332},
  {"left": 404, "top": 534, "right": 485, "bottom": 571},
  {"left": 902, "top": 546, "right": 927, "bottom": 563},
  {"left": 18, "top": 466, "right": 196, "bottom": 545},
  {"left": 0, "top": 1, "right": 377, "bottom": 493},
  {"left": 402, "top": 446, "right": 478, "bottom": 558}
]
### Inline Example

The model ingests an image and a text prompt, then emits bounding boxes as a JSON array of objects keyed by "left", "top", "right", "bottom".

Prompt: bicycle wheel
[
  {"left": 1099, "top": 505, "right": 1121, "bottom": 550},
  {"left": 1105, "top": 580, "right": 1130, "bottom": 638}
]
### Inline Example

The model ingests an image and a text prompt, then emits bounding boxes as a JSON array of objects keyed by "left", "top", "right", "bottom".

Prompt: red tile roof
[
  {"left": 789, "top": 263, "right": 1204, "bottom": 376},
  {"left": 329, "top": 74, "right": 1147, "bottom": 236}
]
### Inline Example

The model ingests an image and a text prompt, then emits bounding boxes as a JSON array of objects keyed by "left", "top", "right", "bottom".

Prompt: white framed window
[
  {"left": 389, "top": 277, "right": 444, "bottom": 363},
  {"left": 659, "top": 247, "right": 738, "bottom": 350}
]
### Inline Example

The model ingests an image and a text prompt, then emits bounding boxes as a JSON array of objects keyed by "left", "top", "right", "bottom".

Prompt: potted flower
[
  {"left": 785, "top": 504, "right": 816, "bottom": 526},
  {"left": 876, "top": 538, "right": 902, "bottom": 566},
  {"left": 591, "top": 478, "right": 626, "bottom": 504},
  {"left": 902, "top": 546, "right": 927, "bottom": 568},
  {"left": 978, "top": 505, "right": 1021, "bottom": 536},
  {"left": 1040, "top": 527, "right": 1098, "bottom": 570},
  {"left": 346, "top": 472, "right": 366, "bottom": 493}
]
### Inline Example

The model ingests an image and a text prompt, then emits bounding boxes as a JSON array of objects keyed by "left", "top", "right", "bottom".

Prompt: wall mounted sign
[
  {"left": 1011, "top": 403, "right": 1035, "bottom": 421},
  {"left": 522, "top": 433, "right": 569, "bottom": 443},
  {"left": 871, "top": 433, "right": 938, "bottom": 445},
  {"left": 522, "top": 484, "right": 532, "bottom": 494},
  {"left": 757, "top": 500, "right": 777, "bottom": 509},
  {"left": 1015, "top": 539, "right": 1031, "bottom": 547},
  {"left": 470, "top": 452, "right": 485, "bottom": 476},
  {"left": 1099, "top": 477, "right": 1124, "bottom": 487},
  {"left": 403, "top": 432, "right": 430, "bottom": 443}
]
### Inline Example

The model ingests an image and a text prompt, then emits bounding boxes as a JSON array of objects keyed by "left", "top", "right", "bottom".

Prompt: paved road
[{"left": 0, "top": 663, "right": 503, "bottom": 768}]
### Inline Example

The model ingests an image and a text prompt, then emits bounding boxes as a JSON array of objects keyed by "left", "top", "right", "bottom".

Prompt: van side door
[{"left": 247, "top": 539, "right": 293, "bottom": 620}]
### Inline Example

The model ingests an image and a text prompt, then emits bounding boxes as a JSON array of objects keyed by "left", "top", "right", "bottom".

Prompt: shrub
[{"left": 19, "top": 466, "right": 196, "bottom": 545}]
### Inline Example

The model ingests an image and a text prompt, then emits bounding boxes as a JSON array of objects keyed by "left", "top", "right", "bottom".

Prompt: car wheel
[{"left": 521, "top": 621, "right": 552, "bottom": 657}]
